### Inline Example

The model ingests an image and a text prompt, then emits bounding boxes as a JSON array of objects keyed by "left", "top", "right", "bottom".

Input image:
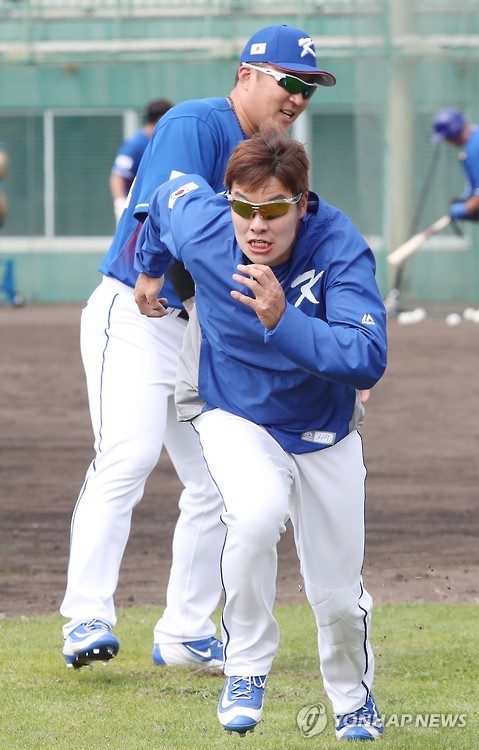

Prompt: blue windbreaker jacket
[{"left": 136, "top": 175, "right": 387, "bottom": 453}]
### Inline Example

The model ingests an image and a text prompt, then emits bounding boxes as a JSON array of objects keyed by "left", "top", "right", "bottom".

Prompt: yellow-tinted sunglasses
[{"left": 226, "top": 192, "right": 303, "bottom": 220}]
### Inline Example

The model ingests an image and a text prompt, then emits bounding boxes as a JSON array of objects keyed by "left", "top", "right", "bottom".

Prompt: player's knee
[
  {"left": 127, "top": 439, "right": 162, "bottom": 476},
  {"left": 309, "top": 583, "right": 372, "bottom": 635},
  {"left": 177, "top": 487, "right": 223, "bottom": 522},
  {"left": 223, "top": 505, "right": 287, "bottom": 549},
  {"left": 97, "top": 436, "right": 161, "bottom": 478}
]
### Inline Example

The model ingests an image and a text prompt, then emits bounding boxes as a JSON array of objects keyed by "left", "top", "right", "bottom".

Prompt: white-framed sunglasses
[{"left": 242, "top": 62, "right": 318, "bottom": 100}]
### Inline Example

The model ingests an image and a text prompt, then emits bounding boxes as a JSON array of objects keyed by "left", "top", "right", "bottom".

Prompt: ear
[
  {"left": 298, "top": 191, "right": 309, "bottom": 218},
  {"left": 237, "top": 64, "right": 254, "bottom": 85}
]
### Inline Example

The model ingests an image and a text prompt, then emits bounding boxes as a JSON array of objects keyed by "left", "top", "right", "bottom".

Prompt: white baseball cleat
[
  {"left": 335, "top": 693, "right": 384, "bottom": 740},
  {"left": 152, "top": 636, "right": 224, "bottom": 670},
  {"left": 217, "top": 675, "right": 267, "bottom": 735},
  {"left": 63, "top": 619, "right": 119, "bottom": 669}
]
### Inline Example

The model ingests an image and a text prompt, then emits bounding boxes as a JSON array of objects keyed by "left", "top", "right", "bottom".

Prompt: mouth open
[{"left": 248, "top": 239, "right": 272, "bottom": 254}]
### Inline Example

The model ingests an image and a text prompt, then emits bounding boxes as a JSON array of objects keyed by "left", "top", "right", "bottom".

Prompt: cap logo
[
  {"left": 249, "top": 42, "right": 267, "bottom": 55},
  {"left": 298, "top": 37, "right": 316, "bottom": 58}
]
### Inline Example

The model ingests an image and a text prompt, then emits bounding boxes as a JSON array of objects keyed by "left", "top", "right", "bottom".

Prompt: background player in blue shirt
[
  {"left": 109, "top": 99, "right": 173, "bottom": 224},
  {"left": 135, "top": 127, "right": 387, "bottom": 741},
  {"left": 61, "top": 25, "right": 337, "bottom": 672},
  {"left": 432, "top": 107, "right": 479, "bottom": 221}
]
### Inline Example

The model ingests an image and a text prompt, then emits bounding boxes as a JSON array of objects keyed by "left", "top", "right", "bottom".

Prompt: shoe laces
[
  {"left": 82, "top": 619, "right": 110, "bottom": 631},
  {"left": 229, "top": 676, "right": 266, "bottom": 700},
  {"left": 339, "top": 697, "right": 381, "bottom": 728}
]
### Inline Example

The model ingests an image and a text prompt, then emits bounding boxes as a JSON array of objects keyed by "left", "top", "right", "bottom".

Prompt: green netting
[{"left": 0, "top": 0, "right": 478, "bottom": 303}]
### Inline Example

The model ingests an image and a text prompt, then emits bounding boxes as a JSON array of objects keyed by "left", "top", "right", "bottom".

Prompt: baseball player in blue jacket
[
  {"left": 61, "top": 25, "right": 337, "bottom": 672},
  {"left": 135, "top": 128, "right": 388, "bottom": 741}
]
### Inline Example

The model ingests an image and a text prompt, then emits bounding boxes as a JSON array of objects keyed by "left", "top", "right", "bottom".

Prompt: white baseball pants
[
  {"left": 61, "top": 277, "right": 225, "bottom": 642},
  {"left": 193, "top": 409, "right": 375, "bottom": 715}
]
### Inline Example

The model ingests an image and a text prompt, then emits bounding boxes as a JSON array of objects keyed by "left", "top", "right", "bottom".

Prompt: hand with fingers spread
[{"left": 231, "top": 263, "right": 285, "bottom": 330}]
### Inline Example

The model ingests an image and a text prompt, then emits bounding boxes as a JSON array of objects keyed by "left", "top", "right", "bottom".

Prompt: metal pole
[
  {"left": 386, "top": 0, "right": 415, "bottom": 262},
  {"left": 44, "top": 110, "right": 55, "bottom": 239}
]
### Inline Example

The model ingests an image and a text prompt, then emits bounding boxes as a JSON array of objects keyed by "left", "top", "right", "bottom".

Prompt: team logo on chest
[{"left": 290, "top": 269, "right": 324, "bottom": 307}]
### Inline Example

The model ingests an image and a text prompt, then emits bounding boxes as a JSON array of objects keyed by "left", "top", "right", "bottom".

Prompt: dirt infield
[{"left": 0, "top": 303, "right": 478, "bottom": 617}]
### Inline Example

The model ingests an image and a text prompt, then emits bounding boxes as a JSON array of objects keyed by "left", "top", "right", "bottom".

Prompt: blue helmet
[{"left": 431, "top": 108, "right": 466, "bottom": 143}]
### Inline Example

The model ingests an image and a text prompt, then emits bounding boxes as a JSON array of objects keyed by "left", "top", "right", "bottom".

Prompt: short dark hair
[
  {"left": 144, "top": 99, "right": 173, "bottom": 124},
  {"left": 224, "top": 125, "right": 309, "bottom": 197}
]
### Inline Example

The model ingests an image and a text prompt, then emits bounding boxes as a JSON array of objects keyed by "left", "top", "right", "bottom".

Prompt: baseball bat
[{"left": 387, "top": 214, "right": 451, "bottom": 268}]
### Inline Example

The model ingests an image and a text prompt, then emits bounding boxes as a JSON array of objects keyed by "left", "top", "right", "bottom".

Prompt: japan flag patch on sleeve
[{"left": 168, "top": 181, "right": 199, "bottom": 209}]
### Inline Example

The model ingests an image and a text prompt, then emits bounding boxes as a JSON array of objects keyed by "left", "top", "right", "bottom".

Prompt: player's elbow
[
  {"left": 341, "top": 338, "right": 387, "bottom": 390},
  {"left": 357, "top": 350, "right": 387, "bottom": 389}
]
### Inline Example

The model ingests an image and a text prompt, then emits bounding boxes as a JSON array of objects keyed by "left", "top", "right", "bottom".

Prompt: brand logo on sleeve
[
  {"left": 361, "top": 313, "right": 376, "bottom": 325},
  {"left": 168, "top": 181, "right": 199, "bottom": 209}
]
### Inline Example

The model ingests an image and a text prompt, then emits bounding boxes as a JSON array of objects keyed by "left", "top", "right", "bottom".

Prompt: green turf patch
[{"left": 0, "top": 603, "right": 477, "bottom": 748}]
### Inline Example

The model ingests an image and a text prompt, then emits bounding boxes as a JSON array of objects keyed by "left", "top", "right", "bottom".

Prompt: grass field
[{"left": 0, "top": 603, "right": 477, "bottom": 749}]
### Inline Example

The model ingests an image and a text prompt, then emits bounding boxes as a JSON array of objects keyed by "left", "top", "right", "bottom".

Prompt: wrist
[{"left": 449, "top": 201, "right": 468, "bottom": 220}]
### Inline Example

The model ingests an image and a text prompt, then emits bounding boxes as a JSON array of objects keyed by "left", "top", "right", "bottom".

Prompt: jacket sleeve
[
  {"left": 134, "top": 202, "right": 175, "bottom": 278},
  {"left": 135, "top": 174, "right": 212, "bottom": 277},
  {"left": 265, "top": 243, "right": 387, "bottom": 391}
]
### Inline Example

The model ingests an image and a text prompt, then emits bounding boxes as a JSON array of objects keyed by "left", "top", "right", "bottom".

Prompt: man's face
[
  {"left": 229, "top": 177, "right": 308, "bottom": 267},
  {"left": 239, "top": 64, "right": 316, "bottom": 133},
  {"left": 445, "top": 135, "right": 464, "bottom": 147}
]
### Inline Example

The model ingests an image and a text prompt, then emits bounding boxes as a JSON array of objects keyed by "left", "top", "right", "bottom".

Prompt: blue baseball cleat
[
  {"left": 152, "top": 636, "right": 224, "bottom": 669},
  {"left": 218, "top": 675, "right": 267, "bottom": 736},
  {"left": 63, "top": 619, "right": 120, "bottom": 669},
  {"left": 335, "top": 693, "right": 384, "bottom": 740}
]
